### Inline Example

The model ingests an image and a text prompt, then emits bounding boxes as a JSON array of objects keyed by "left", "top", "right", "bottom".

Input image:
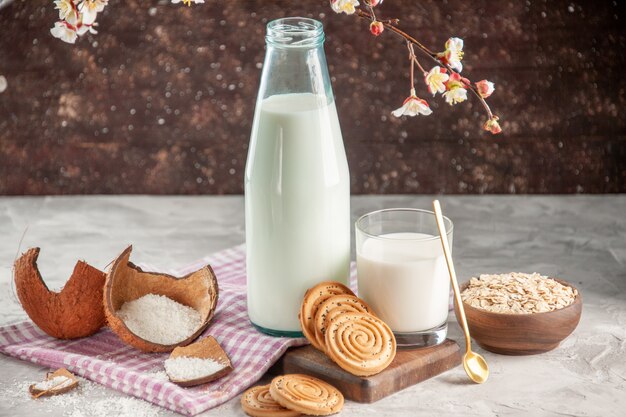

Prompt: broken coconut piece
[
  {"left": 29, "top": 368, "right": 79, "bottom": 398},
  {"left": 104, "top": 246, "right": 219, "bottom": 353},
  {"left": 14, "top": 248, "right": 106, "bottom": 339},
  {"left": 165, "top": 335, "right": 233, "bottom": 387}
]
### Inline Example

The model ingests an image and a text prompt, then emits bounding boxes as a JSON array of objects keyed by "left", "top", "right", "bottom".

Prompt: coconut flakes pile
[
  {"left": 164, "top": 356, "right": 227, "bottom": 381},
  {"left": 461, "top": 272, "right": 578, "bottom": 314},
  {"left": 117, "top": 294, "right": 202, "bottom": 345}
]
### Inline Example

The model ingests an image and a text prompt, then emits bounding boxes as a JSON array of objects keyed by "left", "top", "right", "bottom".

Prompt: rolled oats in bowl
[{"left": 461, "top": 272, "right": 578, "bottom": 314}]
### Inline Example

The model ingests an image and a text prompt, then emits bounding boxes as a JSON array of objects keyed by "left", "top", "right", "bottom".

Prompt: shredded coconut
[
  {"left": 117, "top": 294, "right": 202, "bottom": 344},
  {"left": 66, "top": 396, "right": 163, "bottom": 417},
  {"left": 33, "top": 375, "right": 73, "bottom": 391},
  {"left": 147, "top": 370, "right": 170, "bottom": 382},
  {"left": 1, "top": 377, "right": 163, "bottom": 417},
  {"left": 164, "top": 356, "right": 227, "bottom": 381}
]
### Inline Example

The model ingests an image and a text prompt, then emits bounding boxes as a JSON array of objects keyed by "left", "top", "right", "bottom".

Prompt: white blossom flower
[
  {"left": 51, "top": 1, "right": 107, "bottom": 43},
  {"left": 54, "top": 0, "right": 76, "bottom": 21},
  {"left": 424, "top": 66, "right": 449, "bottom": 96},
  {"left": 79, "top": 0, "right": 108, "bottom": 25},
  {"left": 442, "top": 72, "right": 468, "bottom": 105},
  {"left": 50, "top": 21, "right": 78, "bottom": 44},
  {"left": 330, "top": 0, "right": 360, "bottom": 15},
  {"left": 445, "top": 37, "right": 463, "bottom": 53},
  {"left": 443, "top": 85, "right": 468, "bottom": 105},
  {"left": 391, "top": 90, "right": 433, "bottom": 117},
  {"left": 441, "top": 37, "right": 464, "bottom": 72}
]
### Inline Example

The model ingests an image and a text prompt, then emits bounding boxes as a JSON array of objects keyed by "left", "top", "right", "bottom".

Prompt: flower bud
[
  {"left": 475, "top": 80, "right": 495, "bottom": 98},
  {"left": 370, "top": 21, "right": 384, "bottom": 36},
  {"left": 483, "top": 116, "right": 502, "bottom": 134}
]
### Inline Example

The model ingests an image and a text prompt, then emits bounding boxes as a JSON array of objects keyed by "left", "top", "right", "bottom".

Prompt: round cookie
[
  {"left": 325, "top": 312, "right": 396, "bottom": 377},
  {"left": 299, "top": 281, "right": 354, "bottom": 351},
  {"left": 241, "top": 384, "right": 301, "bottom": 417},
  {"left": 313, "top": 294, "right": 373, "bottom": 350},
  {"left": 269, "top": 374, "right": 344, "bottom": 416}
]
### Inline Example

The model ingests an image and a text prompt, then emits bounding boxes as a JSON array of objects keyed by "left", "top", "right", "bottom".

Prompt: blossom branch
[
  {"left": 50, "top": 0, "right": 204, "bottom": 44},
  {"left": 408, "top": 43, "right": 415, "bottom": 91},
  {"left": 330, "top": 1, "right": 502, "bottom": 134},
  {"left": 50, "top": 0, "right": 108, "bottom": 44},
  {"left": 407, "top": 42, "right": 426, "bottom": 75},
  {"left": 356, "top": 8, "right": 495, "bottom": 119}
]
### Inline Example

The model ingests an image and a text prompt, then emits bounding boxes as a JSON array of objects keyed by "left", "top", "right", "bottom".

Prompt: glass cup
[{"left": 355, "top": 208, "right": 453, "bottom": 348}]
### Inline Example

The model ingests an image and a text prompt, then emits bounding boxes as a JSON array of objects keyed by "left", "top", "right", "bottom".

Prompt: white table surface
[{"left": 0, "top": 195, "right": 625, "bottom": 417}]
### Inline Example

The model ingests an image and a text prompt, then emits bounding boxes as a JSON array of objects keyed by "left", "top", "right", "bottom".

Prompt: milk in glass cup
[{"left": 356, "top": 208, "right": 453, "bottom": 347}]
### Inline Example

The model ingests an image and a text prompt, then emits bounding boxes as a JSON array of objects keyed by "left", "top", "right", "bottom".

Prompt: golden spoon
[{"left": 433, "top": 200, "right": 489, "bottom": 384}]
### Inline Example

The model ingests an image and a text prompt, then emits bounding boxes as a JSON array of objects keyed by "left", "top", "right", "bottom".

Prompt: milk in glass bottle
[{"left": 245, "top": 17, "right": 350, "bottom": 336}]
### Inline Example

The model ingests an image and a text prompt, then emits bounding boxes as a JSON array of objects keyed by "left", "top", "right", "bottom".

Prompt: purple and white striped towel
[{"left": 1, "top": 244, "right": 355, "bottom": 416}]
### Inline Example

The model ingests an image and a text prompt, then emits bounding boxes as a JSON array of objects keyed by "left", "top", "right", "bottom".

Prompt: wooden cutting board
[{"left": 270, "top": 339, "right": 461, "bottom": 403}]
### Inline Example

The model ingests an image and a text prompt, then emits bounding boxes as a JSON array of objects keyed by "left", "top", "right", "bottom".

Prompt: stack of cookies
[
  {"left": 241, "top": 374, "right": 343, "bottom": 416},
  {"left": 299, "top": 281, "right": 397, "bottom": 377}
]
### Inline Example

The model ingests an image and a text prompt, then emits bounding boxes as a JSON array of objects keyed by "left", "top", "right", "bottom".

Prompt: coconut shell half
[
  {"left": 14, "top": 248, "right": 106, "bottom": 339},
  {"left": 104, "top": 246, "right": 219, "bottom": 353}
]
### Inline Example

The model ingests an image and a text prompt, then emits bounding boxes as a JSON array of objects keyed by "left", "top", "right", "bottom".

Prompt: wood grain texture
[
  {"left": 456, "top": 280, "right": 583, "bottom": 355},
  {"left": 0, "top": 0, "right": 624, "bottom": 195},
  {"left": 270, "top": 339, "right": 462, "bottom": 403}
]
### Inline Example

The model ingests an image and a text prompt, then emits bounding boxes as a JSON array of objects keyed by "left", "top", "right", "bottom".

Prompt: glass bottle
[{"left": 245, "top": 17, "right": 350, "bottom": 336}]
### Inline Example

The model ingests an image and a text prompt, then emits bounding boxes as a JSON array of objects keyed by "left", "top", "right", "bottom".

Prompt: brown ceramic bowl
[{"left": 455, "top": 278, "right": 582, "bottom": 355}]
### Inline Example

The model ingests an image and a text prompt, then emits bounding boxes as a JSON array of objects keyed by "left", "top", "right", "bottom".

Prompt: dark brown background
[{"left": 0, "top": 0, "right": 624, "bottom": 195}]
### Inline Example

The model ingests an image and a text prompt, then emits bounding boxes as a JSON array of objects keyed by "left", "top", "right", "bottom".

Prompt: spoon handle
[{"left": 432, "top": 200, "right": 472, "bottom": 351}]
